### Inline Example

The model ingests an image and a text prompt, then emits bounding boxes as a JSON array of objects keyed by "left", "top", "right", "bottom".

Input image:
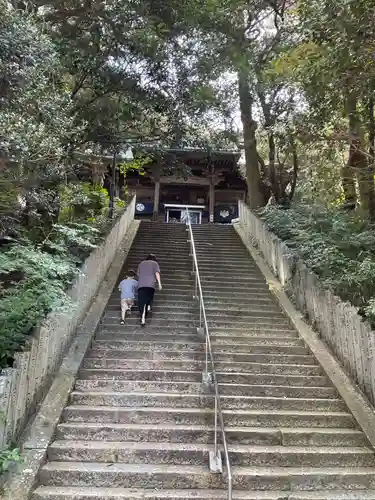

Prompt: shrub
[
  {"left": 0, "top": 447, "right": 22, "bottom": 473},
  {"left": 0, "top": 222, "right": 103, "bottom": 368},
  {"left": 259, "top": 204, "right": 375, "bottom": 324}
]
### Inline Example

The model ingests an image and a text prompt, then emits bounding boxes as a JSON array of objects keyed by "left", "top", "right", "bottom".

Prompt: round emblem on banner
[
  {"left": 136, "top": 203, "right": 145, "bottom": 212},
  {"left": 220, "top": 210, "right": 230, "bottom": 218}
]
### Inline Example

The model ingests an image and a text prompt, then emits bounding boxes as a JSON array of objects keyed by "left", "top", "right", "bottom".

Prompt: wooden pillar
[
  {"left": 209, "top": 182, "right": 215, "bottom": 223},
  {"left": 153, "top": 180, "right": 160, "bottom": 220}
]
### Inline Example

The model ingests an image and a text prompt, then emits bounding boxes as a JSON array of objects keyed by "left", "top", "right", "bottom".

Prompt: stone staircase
[{"left": 32, "top": 222, "right": 375, "bottom": 500}]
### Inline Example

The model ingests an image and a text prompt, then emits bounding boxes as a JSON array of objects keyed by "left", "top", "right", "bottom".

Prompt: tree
[
  {"left": 0, "top": 3, "right": 77, "bottom": 238},
  {"left": 274, "top": 0, "right": 375, "bottom": 215},
  {"left": 25, "top": 0, "right": 232, "bottom": 150}
]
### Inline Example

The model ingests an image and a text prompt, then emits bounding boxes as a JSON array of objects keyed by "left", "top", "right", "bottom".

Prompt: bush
[
  {"left": 0, "top": 222, "right": 104, "bottom": 369},
  {"left": 59, "top": 183, "right": 111, "bottom": 223},
  {"left": 259, "top": 204, "right": 375, "bottom": 325},
  {"left": 0, "top": 447, "right": 22, "bottom": 473}
]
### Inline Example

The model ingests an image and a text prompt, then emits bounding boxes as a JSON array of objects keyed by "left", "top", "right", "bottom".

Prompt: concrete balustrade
[{"left": 238, "top": 200, "right": 375, "bottom": 406}]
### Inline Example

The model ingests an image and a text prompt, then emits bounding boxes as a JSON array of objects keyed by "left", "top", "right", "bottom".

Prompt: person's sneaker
[
  {"left": 147, "top": 305, "right": 152, "bottom": 313},
  {"left": 120, "top": 320, "right": 125, "bottom": 325},
  {"left": 141, "top": 306, "right": 147, "bottom": 326}
]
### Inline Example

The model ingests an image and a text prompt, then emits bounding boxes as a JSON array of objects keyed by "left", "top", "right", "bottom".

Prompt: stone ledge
[{"left": 1, "top": 220, "right": 140, "bottom": 500}]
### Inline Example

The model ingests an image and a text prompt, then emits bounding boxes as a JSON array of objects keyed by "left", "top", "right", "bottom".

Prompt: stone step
[
  {"left": 195, "top": 250, "right": 251, "bottom": 257},
  {"left": 102, "top": 309, "right": 285, "bottom": 320},
  {"left": 98, "top": 325, "right": 198, "bottom": 334},
  {"left": 156, "top": 279, "right": 267, "bottom": 290},
  {"left": 126, "top": 256, "right": 192, "bottom": 262},
  {"left": 92, "top": 338, "right": 306, "bottom": 351},
  {"left": 135, "top": 232, "right": 189, "bottom": 236},
  {"left": 111, "top": 294, "right": 193, "bottom": 302},
  {"left": 92, "top": 344, "right": 309, "bottom": 357},
  {"left": 105, "top": 302, "right": 280, "bottom": 312},
  {"left": 201, "top": 283, "right": 270, "bottom": 293},
  {"left": 94, "top": 333, "right": 202, "bottom": 343},
  {"left": 69, "top": 392, "right": 346, "bottom": 411},
  {"left": 37, "top": 462, "right": 375, "bottom": 490},
  {"left": 200, "top": 272, "right": 265, "bottom": 281},
  {"left": 128, "top": 246, "right": 248, "bottom": 254},
  {"left": 192, "top": 254, "right": 254, "bottom": 261},
  {"left": 108, "top": 293, "right": 277, "bottom": 305},
  {"left": 107, "top": 296, "right": 278, "bottom": 307},
  {"left": 90, "top": 341, "right": 307, "bottom": 355},
  {"left": 62, "top": 406, "right": 357, "bottom": 428},
  {"left": 288, "top": 493, "right": 375, "bottom": 500},
  {"left": 193, "top": 237, "right": 245, "bottom": 244},
  {"left": 149, "top": 277, "right": 193, "bottom": 284},
  {"left": 74, "top": 380, "right": 337, "bottom": 399},
  {"left": 93, "top": 332, "right": 204, "bottom": 345},
  {"left": 125, "top": 253, "right": 188, "bottom": 260},
  {"left": 211, "top": 326, "right": 296, "bottom": 335},
  {"left": 126, "top": 255, "right": 248, "bottom": 264},
  {"left": 212, "top": 336, "right": 301, "bottom": 345},
  {"left": 82, "top": 359, "right": 323, "bottom": 376},
  {"left": 47, "top": 441, "right": 375, "bottom": 467},
  {"left": 98, "top": 324, "right": 296, "bottom": 335},
  {"left": 32, "top": 486, "right": 375, "bottom": 500},
  {"left": 95, "top": 331, "right": 299, "bottom": 342},
  {"left": 162, "top": 290, "right": 273, "bottom": 300},
  {"left": 202, "top": 277, "right": 267, "bottom": 286},
  {"left": 32, "top": 485, "right": 322, "bottom": 500},
  {"left": 78, "top": 369, "right": 330, "bottom": 387},
  {"left": 112, "top": 287, "right": 272, "bottom": 299},
  {"left": 56, "top": 423, "right": 369, "bottom": 447},
  {"left": 125, "top": 261, "right": 260, "bottom": 272},
  {"left": 85, "top": 351, "right": 317, "bottom": 366},
  {"left": 131, "top": 236, "right": 189, "bottom": 242},
  {"left": 127, "top": 239, "right": 190, "bottom": 245},
  {"left": 79, "top": 369, "right": 203, "bottom": 382},
  {"left": 99, "top": 318, "right": 292, "bottom": 329}
]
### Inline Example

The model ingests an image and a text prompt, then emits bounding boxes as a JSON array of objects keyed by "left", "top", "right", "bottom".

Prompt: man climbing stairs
[{"left": 32, "top": 222, "right": 375, "bottom": 499}]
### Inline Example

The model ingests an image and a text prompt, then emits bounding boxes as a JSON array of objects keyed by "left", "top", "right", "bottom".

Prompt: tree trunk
[
  {"left": 268, "top": 131, "right": 280, "bottom": 201},
  {"left": 289, "top": 139, "right": 299, "bottom": 202},
  {"left": 344, "top": 91, "right": 370, "bottom": 212},
  {"left": 257, "top": 86, "right": 279, "bottom": 202},
  {"left": 341, "top": 159, "right": 357, "bottom": 209},
  {"left": 238, "top": 71, "right": 264, "bottom": 209},
  {"left": 368, "top": 99, "right": 375, "bottom": 220}
]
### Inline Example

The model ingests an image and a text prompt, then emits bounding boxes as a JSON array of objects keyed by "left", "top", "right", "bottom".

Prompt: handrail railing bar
[{"left": 185, "top": 208, "right": 232, "bottom": 500}]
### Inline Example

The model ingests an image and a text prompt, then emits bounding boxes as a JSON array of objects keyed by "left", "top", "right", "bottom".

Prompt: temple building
[
  {"left": 126, "top": 148, "right": 247, "bottom": 224},
  {"left": 76, "top": 147, "right": 246, "bottom": 224}
]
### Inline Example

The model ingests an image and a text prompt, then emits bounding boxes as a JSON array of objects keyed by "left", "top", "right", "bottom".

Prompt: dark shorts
[{"left": 137, "top": 287, "right": 155, "bottom": 315}]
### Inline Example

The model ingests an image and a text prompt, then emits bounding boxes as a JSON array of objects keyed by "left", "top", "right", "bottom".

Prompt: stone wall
[
  {"left": 238, "top": 200, "right": 375, "bottom": 406},
  {"left": 0, "top": 197, "right": 136, "bottom": 449}
]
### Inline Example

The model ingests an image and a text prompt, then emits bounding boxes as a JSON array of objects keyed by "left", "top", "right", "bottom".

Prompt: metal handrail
[{"left": 185, "top": 208, "right": 233, "bottom": 500}]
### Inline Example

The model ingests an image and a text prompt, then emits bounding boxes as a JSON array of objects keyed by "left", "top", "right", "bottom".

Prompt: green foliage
[
  {"left": 0, "top": 6, "right": 79, "bottom": 239},
  {"left": 260, "top": 204, "right": 375, "bottom": 324},
  {"left": 0, "top": 221, "right": 104, "bottom": 368},
  {"left": 59, "top": 183, "right": 110, "bottom": 223},
  {"left": 118, "top": 155, "right": 150, "bottom": 178},
  {"left": 0, "top": 447, "right": 22, "bottom": 473}
]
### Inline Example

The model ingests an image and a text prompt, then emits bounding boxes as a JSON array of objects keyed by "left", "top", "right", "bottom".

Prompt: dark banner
[
  {"left": 135, "top": 201, "right": 154, "bottom": 215},
  {"left": 214, "top": 204, "right": 238, "bottom": 223}
]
